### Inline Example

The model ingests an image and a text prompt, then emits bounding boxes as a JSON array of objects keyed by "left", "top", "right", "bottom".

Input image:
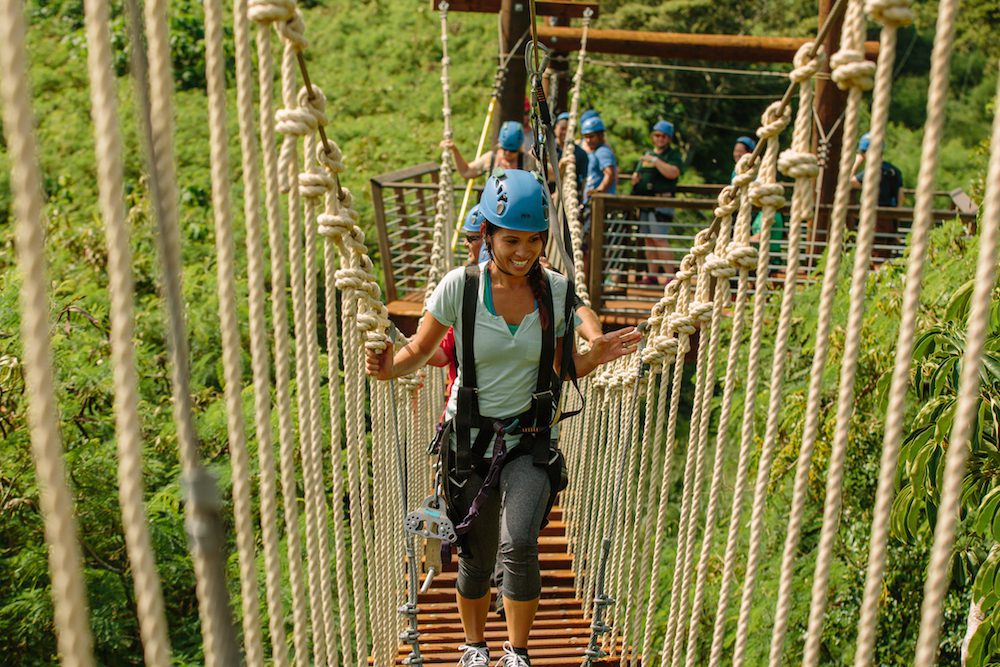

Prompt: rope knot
[
  {"left": 277, "top": 11, "right": 308, "bottom": 51},
  {"left": 756, "top": 101, "right": 791, "bottom": 140},
  {"left": 275, "top": 106, "right": 317, "bottom": 137},
  {"left": 335, "top": 267, "right": 368, "bottom": 292},
  {"left": 299, "top": 171, "right": 335, "bottom": 199},
  {"left": 247, "top": 0, "right": 294, "bottom": 24},
  {"left": 727, "top": 243, "right": 758, "bottom": 270},
  {"left": 317, "top": 211, "right": 355, "bottom": 239},
  {"left": 713, "top": 186, "right": 740, "bottom": 218},
  {"left": 316, "top": 140, "right": 345, "bottom": 175},
  {"left": 731, "top": 155, "right": 755, "bottom": 189},
  {"left": 778, "top": 150, "right": 820, "bottom": 179},
  {"left": 669, "top": 313, "right": 697, "bottom": 336},
  {"left": 830, "top": 49, "right": 876, "bottom": 91},
  {"left": 705, "top": 252, "right": 737, "bottom": 278},
  {"left": 790, "top": 42, "right": 825, "bottom": 83},
  {"left": 691, "top": 229, "right": 715, "bottom": 258},
  {"left": 688, "top": 300, "right": 713, "bottom": 324},
  {"left": 749, "top": 182, "right": 787, "bottom": 210},
  {"left": 866, "top": 0, "right": 914, "bottom": 27},
  {"left": 297, "top": 85, "right": 327, "bottom": 126}
]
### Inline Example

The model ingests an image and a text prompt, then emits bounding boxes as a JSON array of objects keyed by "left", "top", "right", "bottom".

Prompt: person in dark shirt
[
  {"left": 554, "top": 111, "right": 588, "bottom": 205},
  {"left": 631, "top": 120, "right": 683, "bottom": 284},
  {"left": 851, "top": 132, "right": 905, "bottom": 258}
]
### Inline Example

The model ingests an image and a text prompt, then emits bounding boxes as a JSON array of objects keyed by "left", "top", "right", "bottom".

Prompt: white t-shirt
[{"left": 426, "top": 262, "right": 569, "bottom": 455}]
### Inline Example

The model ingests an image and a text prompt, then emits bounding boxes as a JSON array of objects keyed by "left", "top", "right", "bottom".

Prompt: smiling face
[
  {"left": 497, "top": 147, "right": 520, "bottom": 167},
  {"left": 486, "top": 226, "right": 545, "bottom": 276}
]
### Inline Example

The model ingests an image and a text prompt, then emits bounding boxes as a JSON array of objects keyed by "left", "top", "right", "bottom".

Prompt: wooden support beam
[
  {"left": 538, "top": 26, "right": 879, "bottom": 63},
  {"left": 431, "top": 0, "right": 599, "bottom": 20}
]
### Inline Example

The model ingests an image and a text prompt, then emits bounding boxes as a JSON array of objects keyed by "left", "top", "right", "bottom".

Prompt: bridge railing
[{"left": 372, "top": 164, "right": 977, "bottom": 328}]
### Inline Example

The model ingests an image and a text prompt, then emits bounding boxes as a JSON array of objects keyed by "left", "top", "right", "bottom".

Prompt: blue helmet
[
  {"left": 580, "top": 109, "right": 600, "bottom": 124},
  {"left": 736, "top": 135, "right": 756, "bottom": 152},
  {"left": 581, "top": 116, "right": 606, "bottom": 135},
  {"left": 556, "top": 111, "right": 571, "bottom": 123},
  {"left": 652, "top": 120, "right": 675, "bottom": 137},
  {"left": 462, "top": 204, "right": 483, "bottom": 233},
  {"left": 498, "top": 120, "right": 524, "bottom": 151},
  {"left": 859, "top": 132, "right": 871, "bottom": 152},
  {"left": 479, "top": 169, "right": 549, "bottom": 232}
]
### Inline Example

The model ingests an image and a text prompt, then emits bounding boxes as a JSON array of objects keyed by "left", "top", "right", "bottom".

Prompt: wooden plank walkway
[{"left": 393, "top": 508, "right": 625, "bottom": 666}]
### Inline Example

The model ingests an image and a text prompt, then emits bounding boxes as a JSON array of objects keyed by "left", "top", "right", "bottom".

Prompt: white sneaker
[
  {"left": 458, "top": 644, "right": 490, "bottom": 666},
  {"left": 495, "top": 641, "right": 530, "bottom": 666}
]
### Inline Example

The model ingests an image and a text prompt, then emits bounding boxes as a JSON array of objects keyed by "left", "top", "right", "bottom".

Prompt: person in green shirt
[{"left": 631, "top": 120, "right": 684, "bottom": 284}]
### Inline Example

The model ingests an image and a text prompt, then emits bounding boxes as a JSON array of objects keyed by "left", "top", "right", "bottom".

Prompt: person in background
[
  {"left": 554, "top": 111, "right": 588, "bottom": 204},
  {"left": 581, "top": 115, "right": 616, "bottom": 203},
  {"left": 731, "top": 135, "right": 756, "bottom": 181},
  {"left": 443, "top": 120, "right": 538, "bottom": 180},
  {"left": 631, "top": 120, "right": 683, "bottom": 284},
  {"left": 851, "top": 132, "right": 905, "bottom": 259}
]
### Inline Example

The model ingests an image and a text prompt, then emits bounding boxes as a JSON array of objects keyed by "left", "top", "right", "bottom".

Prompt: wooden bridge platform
[{"left": 393, "top": 507, "right": 626, "bottom": 666}]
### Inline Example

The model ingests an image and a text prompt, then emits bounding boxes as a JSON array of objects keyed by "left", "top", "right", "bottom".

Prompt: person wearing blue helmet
[
  {"left": 851, "top": 131, "right": 905, "bottom": 258},
  {"left": 851, "top": 131, "right": 904, "bottom": 208},
  {"left": 631, "top": 120, "right": 684, "bottom": 284},
  {"left": 367, "top": 169, "right": 639, "bottom": 667},
  {"left": 442, "top": 120, "right": 538, "bottom": 181},
  {"left": 553, "top": 111, "right": 588, "bottom": 203},
  {"left": 732, "top": 135, "right": 756, "bottom": 180},
  {"left": 580, "top": 115, "right": 617, "bottom": 204}
]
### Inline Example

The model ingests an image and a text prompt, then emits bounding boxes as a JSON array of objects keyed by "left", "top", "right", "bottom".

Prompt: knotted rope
[{"left": 426, "top": 1, "right": 456, "bottom": 300}]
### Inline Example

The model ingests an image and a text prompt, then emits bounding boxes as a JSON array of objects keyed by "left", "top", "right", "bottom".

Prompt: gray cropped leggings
[{"left": 454, "top": 454, "right": 551, "bottom": 601}]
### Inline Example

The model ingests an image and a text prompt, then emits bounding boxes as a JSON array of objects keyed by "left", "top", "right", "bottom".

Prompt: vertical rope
[
  {"left": 250, "top": 12, "right": 310, "bottom": 662},
  {"left": 706, "top": 41, "right": 822, "bottom": 667},
  {"left": 738, "top": 0, "right": 874, "bottom": 661},
  {"left": 82, "top": 0, "right": 172, "bottom": 662},
  {"left": 298, "top": 86, "right": 340, "bottom": 667},
  {"left": 639, "top": 254, "right": 699, "bottom": 662},
  {"left": 913, "top": 68, "right": 1000, "bottom": 667},
  {"left": 853, "top": 0, "right": 959, "bottom": 663},
  {"left": 663, "top": 161, "right": 749, "bottom": 667},
  {"left": 0, "top": 2, "right": 96, "bottom": 664},
  {"left": 202, "top": 0, "right": 268, "bottom": 658},
  {"left": 799, "top": 2, "right": 912, "bottom": 664},
  {"left": 136, "top": 0, "right": 242, "bottom": 659},
  {"left": 426, "top": 1, "right": 455, "bottom": 298}
]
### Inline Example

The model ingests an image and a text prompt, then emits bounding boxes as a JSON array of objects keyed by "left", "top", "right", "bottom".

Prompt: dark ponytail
[{"left": 483, "top": 222, "right": 551, "bottom": 329}]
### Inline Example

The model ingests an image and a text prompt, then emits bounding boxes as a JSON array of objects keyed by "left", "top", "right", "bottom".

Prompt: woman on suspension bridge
[{"left": 367, "top": 169, "right": 640, "bottom": 667}]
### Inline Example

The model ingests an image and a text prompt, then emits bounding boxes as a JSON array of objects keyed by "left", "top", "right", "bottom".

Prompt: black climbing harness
[{"left": 434, "top": 264, "right": 575, "bottom": 556}]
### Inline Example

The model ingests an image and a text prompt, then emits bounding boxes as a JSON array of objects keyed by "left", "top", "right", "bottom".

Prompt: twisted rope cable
[
  {"left": 913, "top": 67, "right": 1000, "bottom": 667},
  {"left": 706, "top": 41, "right": 821, "bottom": 667},
  {"left": 277, "top": 34, "right": 330, "bottom": 666},
  {"left": 583, "top": 374, "right": 614, "bottom": 617},
  {"left": 203, "top": 0, "right": 268, "bottom": 657},
  {"left": 0, "top": 3, "right": 96, "bottom": 664},
  {"left": 426, "top": 1, "right": 455, "bottom": 298},
  {"left": 588, "top": 374, "right": 624, "bottom": 625},
  {"left": 561, "top": 7, "right": 593, "bottom": 306},
  {"left": 800, "top": 2, "right": 912, "bottom": 664},
  {"left": 298, "top": 86, "right": 340, "bottom": 667},
  {"left": 137, "top": 0, "right": 241, "bottom": 659},
  {"left": 82, "top": 0, "right": 171, "bottom": 662},
  {"left": 618, "top": 374, "right": 660, "bottom": 665},
  {"left": 322, "top": 238, "right": 356, "bottom": 665},
  {"left": 663, "top": 161, "right": 750, "bottom": 667},
  {"left": 679, "top": 101, "right": 789, "bottom": 667},
  {"left": 251, "top": 12, "right": 310, "bottom": 662},
  {"left": 639, "top": 257, "right": 697, "bottom": 662},
  {"left": 853, "top": 0, "right": 957, "bottom": 663},
  {"left": 232, "top": 1, "right": 290, "bottom": 663},
  {"left": 739, "top": 0, "right": 874, "bottom": 661}
]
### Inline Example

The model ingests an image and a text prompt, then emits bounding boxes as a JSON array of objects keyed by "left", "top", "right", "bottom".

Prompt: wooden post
[
  {"left": 546, "top": 16, "right": 570, "bottom": 113},
  {"left": 500, "top": 0, "right": 530, "bottom": 127},
  {"left": 370, "top": 178, "right": 397, "bottom": 303},
  {"left": 588, "top": 195, "right": 605, "bottom": 314},
  {"left": 811, "top": 0, "right": 848, "bottom": 268}
]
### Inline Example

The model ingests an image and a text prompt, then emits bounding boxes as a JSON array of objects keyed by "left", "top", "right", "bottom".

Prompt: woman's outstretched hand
[
  {"left": 589, "top": 326, "right": 642, "bottom": 367},
  {"left": 365, "top": 344, "right": 394, "bottom": 380}
]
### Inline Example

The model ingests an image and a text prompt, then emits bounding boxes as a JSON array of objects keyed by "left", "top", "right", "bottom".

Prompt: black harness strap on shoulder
[{"left": 454, "top": 264, "right": 481, "bottom": 479}]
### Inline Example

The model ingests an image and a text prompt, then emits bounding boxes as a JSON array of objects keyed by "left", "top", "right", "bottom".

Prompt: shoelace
[
  {"left": 457, "top": 644, "right": 489, "bottom": 666},
  {"left": 498, "top": 641, "right": 530, "bottom": 667}
]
